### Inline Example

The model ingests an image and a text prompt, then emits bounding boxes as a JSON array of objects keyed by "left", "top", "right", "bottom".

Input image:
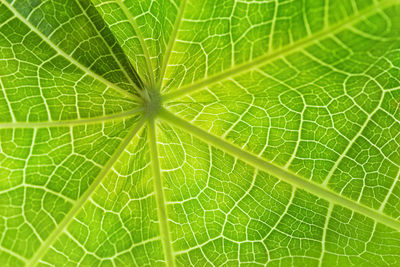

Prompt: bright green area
[{"left": 0, "top": 0, "right": 399, "bottom": 266}]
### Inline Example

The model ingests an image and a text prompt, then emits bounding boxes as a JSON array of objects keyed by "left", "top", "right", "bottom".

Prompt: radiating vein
[
  {"left": 115, "top": 0, "right": 155, "bottom": 87},
  {"left": 156, "top": 0, "right": 187, "bottom": 91},
  {"left": 76, "top": 0, "right": 143, "bottom": 95},
  {"left": 163, "top": 0, "right": 397, "bottom": 101},
  {"left": 0, "top": 108, "right": 143, "bottom": 128},
  {"left": 27, "top": 117, "right": 146, "bottom": 267},
  {"left": 148, "top": 118, "right": 175, "bottom": 267},
  {"left": 158, "top": 108, "right": 400, "bottom": 231},
  {"left": 0, "top": 0, "right": 139, "bottom": 101}
]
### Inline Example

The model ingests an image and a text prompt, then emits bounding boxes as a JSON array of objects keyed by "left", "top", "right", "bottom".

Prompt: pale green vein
[
  {"left": 0, "top": 246, "right": 27, "bottom": 264},
  {"left": 380, "top": 167, "right": 400, "bottom": 212},
  {"left": 319, "top": 203, "right": 333, "bottom": 267},
  {"left": 322, "top": 87, "right": 385, "bottom": 187},
  {"left": 148, "top": 118, "right": 175, "bottom": 267},
  {"left": 0, "top": 0, "right": 139, "bottom": 102},
  {"left": 156, "top": 0, "right": 187, "bottom": 91},
  {"left": 0, "top": 78, "right": 15, "bottom": 122},
  {"left": 163, "top": 0, "right": 397, "bottom": 101},
  {"left": 0, "top": 108, "right": 143, "bottom": 128},
  {"left": 27, "top": 117, "right": 146, "bottom": 267},
  {"left": 158, "top": 108, "right": 400, "bottom": 231},
  {"left": 115, "top": 0, "right": 155, "bottom": 88}
]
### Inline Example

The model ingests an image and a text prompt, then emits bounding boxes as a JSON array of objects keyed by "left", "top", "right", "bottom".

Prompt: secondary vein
[
  {"left": 0, "top": 246, "right": 27, "bottom": 264},
  {"left": 158, "top": 108, "right": 400, "bottom": 232}
]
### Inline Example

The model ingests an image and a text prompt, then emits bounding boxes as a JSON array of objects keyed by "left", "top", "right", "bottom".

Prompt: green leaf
[{"left": 1, "top": 0, "right": 400, "bottom": 266}]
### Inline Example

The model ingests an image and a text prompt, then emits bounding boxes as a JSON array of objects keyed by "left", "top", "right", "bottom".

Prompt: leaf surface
[{"left": 0, "top": 0, "right": 400, "bottom": 266}]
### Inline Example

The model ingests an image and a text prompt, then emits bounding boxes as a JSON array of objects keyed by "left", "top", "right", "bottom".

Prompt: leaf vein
[
  {"left": 27, "top": 117, "right": 146, "bottom": 266},
  {"left": 163, "top": 0, "right": 397, "bottom": 101},
  {"left": 159, "top": 108, "right": 400, "bottom": 231},
  {"left": 0, "top": 108, "right": 143, "bottom": 128},
  {"left": 0, "top": 0, "right": 138, "bottom": 101},
  {"left": 148, "top": 118, "right": 175, "bottom": 267}
]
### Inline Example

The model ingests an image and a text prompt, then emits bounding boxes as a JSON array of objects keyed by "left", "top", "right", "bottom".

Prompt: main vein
[
  {"left": 158, "top": 108, "right": 400, "bottom": 232},
  {"left": 1, "top": 0, "right": 138, "bottom": 102},
  {"left": 162, "top": 0, "right": 396, "bottom": 101},
  {"left": 115, "top": 0, "right": 155, "bottom": 88},
  {"left": 75, "top": 0, "right": 143, "bottom": 96},
  {"left": 0, "top": 108, "right": 143, "bottom": 128},
  {"left": 148, "top": 118, "right": 175, "bottom": 267},
  {"left": 156, "top": 0, "right": 187, "bottom": 91},
  {"left": 27, "top": 118, "right": 146, "bottom": 266}
]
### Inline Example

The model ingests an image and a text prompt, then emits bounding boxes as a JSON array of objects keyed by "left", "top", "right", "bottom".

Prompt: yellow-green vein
[
  {"left": 162, "top": 0, "right": 397, "bottom": 101},
  {"left": 156, "top": 0, "right": 187, "bottom": 91},
  {"left": 0, "top": 108, "right": 143, "bottom": 129},
  {"left": 115, "top": 0, "right": 156, "bottom": 88},
  {"left": 27, "top": 117, "right": 146, "bottom": 266},
  {"left": 148, "top": 118, "right": 175, "bottom": 267},
  {"left": 158, "top": 108, "right": 400, "bottom": 232},
  {"left": 0, "top": 0, "right": 139, "bottom": 102}
]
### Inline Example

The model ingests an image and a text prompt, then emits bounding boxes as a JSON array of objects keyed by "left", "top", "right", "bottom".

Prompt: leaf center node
[{"left": 142, "top": 89, "right": 161, "bottom": 118}]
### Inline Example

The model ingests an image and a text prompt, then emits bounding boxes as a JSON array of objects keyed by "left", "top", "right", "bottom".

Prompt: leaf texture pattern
[{"left": 0, "top": 0, "right": 400, "bottom": 266}]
